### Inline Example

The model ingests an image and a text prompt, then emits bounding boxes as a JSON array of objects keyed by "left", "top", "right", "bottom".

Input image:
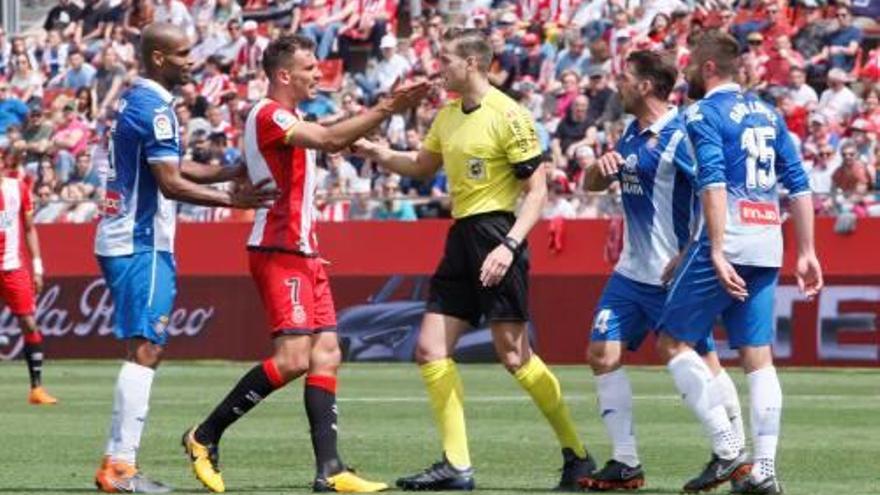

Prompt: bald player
[{"left": 93, "top": 23, "right": 275, "bottom": 493}]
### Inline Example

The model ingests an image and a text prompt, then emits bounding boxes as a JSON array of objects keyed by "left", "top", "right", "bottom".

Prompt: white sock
[
  {"left": 668, "top": 350, "right": 739, "bottom": 459},
  {"left": 104, "top": 366, "right": 125, "bottom": 457},
  {"left": 595, "top": 368, "right": 639, "bottom": 467},
  {"left": 748, "top": 366, "right": 782, "bottom": 482},
  {"left": 712, "top": 369, "right": 746, "bottom": 449},
  {"left": 112, "top": 361, "right": 155, "bottom": 465}
]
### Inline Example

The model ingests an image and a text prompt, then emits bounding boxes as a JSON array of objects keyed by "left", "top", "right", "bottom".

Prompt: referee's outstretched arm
[{"left": 351, "top": 141, "right": 444, "bottom": 180}]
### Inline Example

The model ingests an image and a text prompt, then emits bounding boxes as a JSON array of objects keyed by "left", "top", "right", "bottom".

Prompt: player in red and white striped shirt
[
  {"left": 183, "top": 34, "right": 429, "bottom": 493},
  {"left": 0, "top": 176, "right": 57, "bottom": 405}
]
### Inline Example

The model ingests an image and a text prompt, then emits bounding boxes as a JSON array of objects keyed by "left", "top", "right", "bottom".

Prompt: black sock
[
  {"left": 305, "top": 375, "right": 343, "bottom": 477},
  {"left": 195, "top": 360, "right": 283, "bottom": 444},
  {"left": 23, "top": 336, "right": 44, "bottom": 389}
]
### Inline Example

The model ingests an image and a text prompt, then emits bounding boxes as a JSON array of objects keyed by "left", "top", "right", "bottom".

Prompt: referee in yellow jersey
[{"left": 354, "top": 27, "right": 596, "bottom": 492}]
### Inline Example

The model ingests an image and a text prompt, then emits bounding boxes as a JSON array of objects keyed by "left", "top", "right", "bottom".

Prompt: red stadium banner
[{"left": 0, "top": 219, "right": 878, "bottom": 366}]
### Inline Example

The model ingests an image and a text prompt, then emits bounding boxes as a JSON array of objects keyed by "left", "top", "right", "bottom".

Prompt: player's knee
[
  {"left": 310, "top": 345, "right": 342, "bottom": 374},
  {"left": 273, "top": 352, "right": 311, "bottom": 379},
  {"left": 588, "top": 346, "right": 620, "bottom": 374},
  {"left": 655, "top": 333, "right": 686, "bottom": 363},
  {"left": 498, "top": 349, "right": 527, "bottom": 374},
  {"left": 131, "top": 343, "right": 163, "bottom": 368},
  {"left": 18, "top": 317, "right": 37, "bottom": 333},
  {"left": 415, "top": 343, "right": 448, "bottom": 365}
]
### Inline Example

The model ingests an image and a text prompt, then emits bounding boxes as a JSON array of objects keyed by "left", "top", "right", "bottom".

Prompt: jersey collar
[
  {"left": 134, "top": 77, "right": 175, "bottom": 104},
  {"left": 705, "top": 82, "right": 741, "bottom": 99},
  {"left": 642, "top": 106, "right": 678, "bottom": 135}
]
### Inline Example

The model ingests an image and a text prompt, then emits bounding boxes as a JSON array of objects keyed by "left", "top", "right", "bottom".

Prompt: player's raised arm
[{"left": 286, "top": 80, "right": 429, "bottom": 152}]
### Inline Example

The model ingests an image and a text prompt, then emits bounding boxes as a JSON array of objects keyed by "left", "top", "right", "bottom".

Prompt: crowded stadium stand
[{"left": 0, "top": 0, "right": 877, "bottom": 224}]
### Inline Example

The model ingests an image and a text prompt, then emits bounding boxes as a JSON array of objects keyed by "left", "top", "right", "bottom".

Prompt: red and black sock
[
  {"left": 305, "top": 375, "right": 343, "bottom": 477},
  {"left": 195, "top": 359, "right": 285, "bottom": 444},
  {"left": 23, "top": 332, "right": 44, "bottom": 389}
]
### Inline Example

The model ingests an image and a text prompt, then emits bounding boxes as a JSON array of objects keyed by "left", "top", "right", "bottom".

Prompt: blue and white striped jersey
[
  {"left": 614, "top": 107, "right": 697, "bottom": 286},
  {"left": 684, "top": 83, "right": 810, "bottom": 268},
  {"left": 95, "top": 78, "right": 182, "bottom": 257}
]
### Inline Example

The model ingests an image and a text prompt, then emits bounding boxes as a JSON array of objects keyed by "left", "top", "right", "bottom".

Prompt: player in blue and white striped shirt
[
  {"left": 655, "top": 31, "right": 823, "bottom": 494},
  {"left": 578, "top": 50, "right": 744, "bottom": 491}
]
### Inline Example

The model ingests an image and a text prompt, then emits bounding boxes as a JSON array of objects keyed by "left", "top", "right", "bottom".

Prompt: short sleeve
[
  {"left": 19, "top": 180, "right": 33, "bottom": 217},
  {"left": 684, "top": 103, "right": 726, "bottom": 191},
  {"left": 422, "top": 108, "right": 444, "bottom": 154},
  {"left": 500, "top": 105, "right": 541, "bottom": 165},
  {"left": 258, "top": 104, "right": 299, "bottom": 149},
  {"left": 143, "top": 104, "right": 181, "bottom": 166},
  {"left": 670, "top": 128, "right": 697, "bottom": 184}
]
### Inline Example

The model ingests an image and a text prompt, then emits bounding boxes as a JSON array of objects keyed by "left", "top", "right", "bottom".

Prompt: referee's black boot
[
  {"left": 555, "top": 447, "right": 597, "bottom": 491},
  {"left": 396, "top": 455, "right": 475, "bottom": 491}
]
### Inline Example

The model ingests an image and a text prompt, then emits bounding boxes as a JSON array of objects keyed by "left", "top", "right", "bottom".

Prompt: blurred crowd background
[{"left": 0, "top": 0, "right": 878, "bottom": 223}]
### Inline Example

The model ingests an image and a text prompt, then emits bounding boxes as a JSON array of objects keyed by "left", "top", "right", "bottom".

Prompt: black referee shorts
[{"left": 426, "top": 211, "right": 529, "bottom": 327}]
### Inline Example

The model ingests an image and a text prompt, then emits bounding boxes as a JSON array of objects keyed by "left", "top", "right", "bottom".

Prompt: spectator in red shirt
[
  {"left": 759, "top": 1, "right": 793, "bottom": 50},
  {"left": 855, "top": 85, "right": 880, "bottom": 135},
  {"left": 832, "top": 142, "right": 872, "bottom": 194},
  {"left": 742, "top": 31, "right": 769, "bottom": 89},
  {"left": 199, "top": 55, "right": 235, "bottom": 106},
  {"left": 860, "top": 48, "right": 880, "bottom": 86},
  {"left": 235, "top": 20, "right": 268, "bottom": 81},
  {"left": 764, "top": 35, "right": 804, "bottom": 88},
  {"left": 778, "top": 91, "right": 809, "bottom": 139}
]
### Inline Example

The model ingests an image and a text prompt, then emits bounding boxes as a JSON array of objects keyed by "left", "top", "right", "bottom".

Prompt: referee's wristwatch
[{"left": 500, "top": 236, "right": 520, "bottom": 256}]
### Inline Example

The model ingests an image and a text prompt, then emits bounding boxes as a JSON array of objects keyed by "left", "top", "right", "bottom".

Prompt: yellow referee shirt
[{"left": 422, "top": 86, "right": 542, "bottom": 219}]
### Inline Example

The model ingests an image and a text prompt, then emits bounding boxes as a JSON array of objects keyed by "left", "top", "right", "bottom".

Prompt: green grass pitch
[{"left": 0, "top": 362, "right": 877, "bottom": 494}]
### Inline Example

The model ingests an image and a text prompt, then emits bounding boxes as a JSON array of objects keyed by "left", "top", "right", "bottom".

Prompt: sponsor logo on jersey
[
  {"left": 0, "top": 211, "right": 14, "bottom": 230},
  {"left": 738, "top": 200, "right": 780, "bottom": 225},
  {"left": 101, "top": 190, "right": 123, "bottom": 216},
  {"left": 153, "top": 114, "right": 174, "bottom": 140}
]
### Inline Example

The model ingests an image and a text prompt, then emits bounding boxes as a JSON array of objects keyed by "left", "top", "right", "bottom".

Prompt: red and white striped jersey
[
  {"left": 244, "top": 98, "right": 319, "bottom": 255},
  {"left": 0, "top": 177, "right": 32, "bottom": 271}
]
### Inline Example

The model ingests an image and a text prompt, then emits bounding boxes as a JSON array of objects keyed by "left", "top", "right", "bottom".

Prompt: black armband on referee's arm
[{"left": 512, "top": 156, "right": 542, "bottom": 179}]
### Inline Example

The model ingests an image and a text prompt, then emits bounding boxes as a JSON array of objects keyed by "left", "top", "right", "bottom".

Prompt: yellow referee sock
[
  {"left": 515, "top": 355, "right": 587, "bottom": 458},
  {"left": 420, "top": 358, "right": 471, "bottom": 469}
]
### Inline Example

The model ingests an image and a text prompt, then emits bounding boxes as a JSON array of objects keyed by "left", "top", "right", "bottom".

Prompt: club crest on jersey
[
  {"left": 153, "top": 114, "right": 174, "bottom": 141},
  {"left": 272, "top": 109, "right": 297, "bottom": 130},
  {"left": 467, "top": 158, "right": 486, "bottom": 180},
  {"left": 624, "top": 154, "right": 638, "bottom": 172}
]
